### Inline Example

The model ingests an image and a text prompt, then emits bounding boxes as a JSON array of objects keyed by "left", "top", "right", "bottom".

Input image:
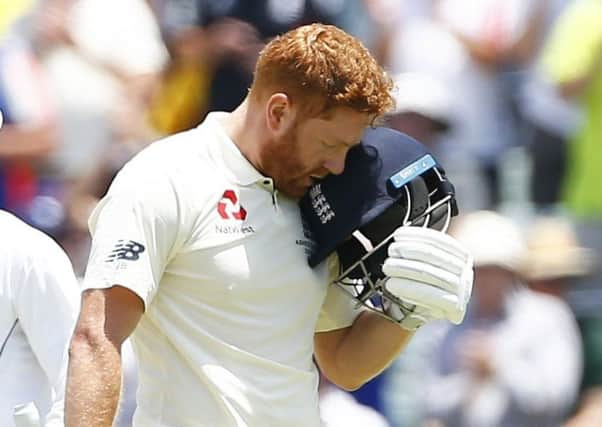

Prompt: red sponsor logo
[{"left": 217, "top": 190, "right": 247, "bottom": 220}]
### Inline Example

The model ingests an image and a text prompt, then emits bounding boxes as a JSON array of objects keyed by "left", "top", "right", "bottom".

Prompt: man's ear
[{"left": 266, "top": 93, "right": 295, "bottom": 137}]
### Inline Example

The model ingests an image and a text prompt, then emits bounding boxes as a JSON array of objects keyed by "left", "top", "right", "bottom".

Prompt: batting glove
[{"left": 381, "top": 226, "right": 474, "bottom": 331}]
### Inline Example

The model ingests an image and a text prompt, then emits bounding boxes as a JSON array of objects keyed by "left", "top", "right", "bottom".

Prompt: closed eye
[{"left": 320, "top": 140, "right": 338, "bottom": 149}]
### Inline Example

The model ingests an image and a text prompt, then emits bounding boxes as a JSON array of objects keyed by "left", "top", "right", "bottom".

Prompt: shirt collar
[{"left": 203, "top": 112, "right": 268, "bottom": 187}]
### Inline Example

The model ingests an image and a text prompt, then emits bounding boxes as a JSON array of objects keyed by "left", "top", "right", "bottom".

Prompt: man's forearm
[
  {"left": 316, "top": 311, "right": 414, "bottom": 390},
  {"left": 65, "top": 336, "right": 123, "bottom": 427},
  {"left": 339, "top": 311, "right": 413, "bottom": 381}
]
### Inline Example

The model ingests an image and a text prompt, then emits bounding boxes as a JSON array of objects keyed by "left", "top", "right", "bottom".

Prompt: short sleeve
[
  {"left": 82, "top": 165, "right": 183, "bottom": 308},
  {"left": 315, "top": 254, "right": 366, "bottom": 333},
  {"left": 541, "top": 0, "right": 602, "bottom": 84}
]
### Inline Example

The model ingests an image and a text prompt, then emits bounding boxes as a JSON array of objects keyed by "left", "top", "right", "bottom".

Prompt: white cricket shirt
[
  {"left": 0, "top": 210, "right": 80, "bottom": 427},
  {"left": 83, "top": 112, "right": 362, "bottom": 427}
]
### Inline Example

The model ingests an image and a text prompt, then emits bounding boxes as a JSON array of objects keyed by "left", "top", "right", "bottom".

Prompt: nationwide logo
[
  {"left": 217, "top": 190, "right": 247, "bottom": 220},
  {"left": 215, "top": 189, "right": 254, "bottom": 234},
  {"left": 215, "top": 224, "right": 255, "bottom": 234},
  {"left": 106, "top": 240, "right": 146, "bottom": 262}
]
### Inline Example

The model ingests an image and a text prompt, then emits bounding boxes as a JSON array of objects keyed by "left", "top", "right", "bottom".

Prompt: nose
[{"left": 322, "top": 150, "right": 348, "bottom": 175}]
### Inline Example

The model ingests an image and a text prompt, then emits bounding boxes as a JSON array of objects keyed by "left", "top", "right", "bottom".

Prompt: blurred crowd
[{"left": 1, "top": 0, "right": 601, "bottom": 426}]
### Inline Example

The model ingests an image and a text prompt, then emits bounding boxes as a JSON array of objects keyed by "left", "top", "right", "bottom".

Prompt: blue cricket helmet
[{"left": 299, "top": 126, "right": 458, "bottom": 273}]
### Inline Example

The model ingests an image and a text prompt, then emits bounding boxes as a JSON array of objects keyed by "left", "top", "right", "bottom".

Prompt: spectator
[
  {"left": 522, "top": 216, "right": 595, "bottom": 426},
  {"left": 0, "top": 30, "right": 61, "bottom": 236},
  {"left": 152, "top": 0, "right": 352, "bottom": 114},
  {"left": 516, "top": 0, "right": 581, "bottom": 211},
  {"left": 146, "top": 0, "right": 214, "bottom": 135},
  {"left": 27, "top": 0, "right": 169, "bottom": 274},
  {"left": 386, "top": 72, "right": 453, "bottom": 149},
  {"left": 523, "top": 216, "right": 595, "bottom": 298},
  {"left": 32, "top": 0, "right": 168, "bottom": 178},
  {"left": 382, "top": 0, "right": 547, "bottom": 210},
  {"left": 423, "top": 211, "right": 582, "bottom": 427}
]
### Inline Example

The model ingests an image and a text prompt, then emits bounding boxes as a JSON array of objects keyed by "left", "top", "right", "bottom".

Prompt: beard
[
  {"left": 278, "top": 176, "right": 314, "bottom": 199},
  {"left": 260, "top": 126, "right": 313, "bottom": 199}
]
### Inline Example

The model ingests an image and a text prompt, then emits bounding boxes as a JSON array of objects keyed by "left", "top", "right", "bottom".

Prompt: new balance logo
[
  {"left": 217, "top": 190, "right": 247, "bottom": 220},
  {"left": 106, "top": 240, "right": 146, "bottom": 262}
]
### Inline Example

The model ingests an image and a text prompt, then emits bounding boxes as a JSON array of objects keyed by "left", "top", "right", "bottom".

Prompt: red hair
[{"left": 250, "top": 23, "right": 393, "bottom": 117}]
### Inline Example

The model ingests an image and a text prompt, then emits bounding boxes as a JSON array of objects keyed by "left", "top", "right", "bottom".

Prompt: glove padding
[{"left": 382, "top": 226, "right": 474, "bottom": 330}]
